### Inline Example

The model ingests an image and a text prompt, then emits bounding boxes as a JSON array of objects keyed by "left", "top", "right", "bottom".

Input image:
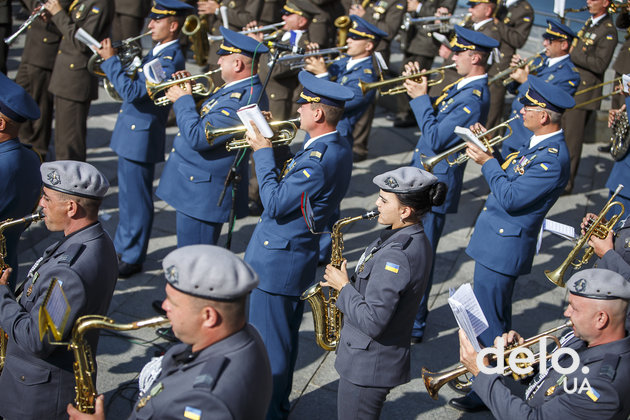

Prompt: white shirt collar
[
  {"left": 505, "top": 0, "right": 519, "bottom": 7},
  {"left": 546, "top": 54, "right": 569, "bottom": 67},
  {"left": 281, "top": 29, "right": 305, "bottom": 44},
  {"left": 590, "top": 14, "right": 606, "bottom": 26},
  {"left": 222, "top": 75, "right": 255, "bottom": 90},
  {"left": 473, "top": 18, "right": 493, "bottom": 31},
  {"left": 152, "top": 39, "right": 178, "bottom": 56},
  {"left": 346, "top": 56, "right": 371, "bottom": 71},
  {"left": 304, "top": 130, "right": 337, "bottom": 150},
  {"left": 415, "top": 3, "right": 422, "bottom": 13},
  {"left": 457, "top": 74, "right": 488, "bottom": 90},
  {"left": 529, "top": 129, "right": 562, "bottom": 149}
]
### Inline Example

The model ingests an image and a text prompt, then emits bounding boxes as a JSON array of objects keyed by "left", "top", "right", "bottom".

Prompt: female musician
[{"left": 322, "top": 166, "right": 447, "bottom": 419}]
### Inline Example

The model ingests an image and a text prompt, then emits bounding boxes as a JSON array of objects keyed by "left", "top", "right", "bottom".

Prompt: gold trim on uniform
[
  {"left": 219, "top": 44, "right": 242, "bottom": 54},
  {"left": 525, "top": 91, "right": 547, "bottom": 108},
  {"left": 300, "top": 92, "right": 321, "bottom": 102},
  {"left": 150, "top": 7, "right": 177, "bottom": 15}
]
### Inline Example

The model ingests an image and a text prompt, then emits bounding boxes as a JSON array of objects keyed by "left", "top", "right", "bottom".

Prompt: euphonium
[
  {"left": 419, "top": 115, "right": 520, "bottom": 172},
  {"left": 210, "top": 118, "right": 301, "bottom": 150},
  {"left": 358, "top": 64, "right": 456, "bottom": 95},
  {"left": 301, "top": 211, "right": 379, "bottom": 351},
  {"left": 146, "top": 69, "right": 221, "bottom": 106},
  {"left": 182, "top": 12, "right": 210, "bottom": 66},
  {"left": 422, "top": 321, "right": 572, "bottom": 400},
  {"left": 0, "top": 210, "right": 45, "bottom": 373},
  {"left": 545, "top": 184, "right": 625, "bottom": 288},
  {"left": 610, "top": 110, "right": 630, "bottom": 161},
  {"left": 66, "top": 315, "right": 170, "bottom": 413}
]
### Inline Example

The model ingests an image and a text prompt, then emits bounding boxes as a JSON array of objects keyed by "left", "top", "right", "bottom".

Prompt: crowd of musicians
[{"left": 0, "top": 0, "right": 629, "bottom": 418}]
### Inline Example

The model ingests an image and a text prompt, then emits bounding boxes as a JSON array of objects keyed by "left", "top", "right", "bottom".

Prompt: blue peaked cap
[
  {"left": 519, "top": 75, "right": 575, "bottom": 112},
  {"left": 296, "top": 71, "right": 354, "bottom": 108},
  {"left": 217, "top": 26, "right": 269, "bottom": 57},
  {"left": 149, "top": 0, "right": 195, "bottom": 19},
  {"left": 0, "top": 72, "right": 40, "bottom": 122},
  {"left": 348, "top": 15, "right": 388, "bottom": 42},
  {"left": 450, "top": 26, "right": 499, "bottom": 53}
]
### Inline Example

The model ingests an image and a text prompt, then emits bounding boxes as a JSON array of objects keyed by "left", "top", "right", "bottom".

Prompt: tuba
[
  {"left": 64, "top": 315, "right": 170, "bottom": 413},
  {"left": 545, "top": 184, "right": 625, "bottom": 288},
  {"left": 182, "top": 13, "right": 210, "bottom": 66},
  {"left": 610, "top": 110, "right": 630, "bottom": 161},
  {"left": 301, "top": 211, "right": 379, "bottom": 351}
]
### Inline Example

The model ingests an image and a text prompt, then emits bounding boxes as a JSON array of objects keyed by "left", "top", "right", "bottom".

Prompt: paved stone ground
[{"left": 4, "top": 6, "right": 621, "bottom": 419}]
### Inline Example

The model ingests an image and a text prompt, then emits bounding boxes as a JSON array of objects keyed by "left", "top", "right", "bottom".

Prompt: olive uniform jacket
[
  {"left": 494, "top": 0, "right": 533, "bottom": 75},
  {"left": 113, "top": 0, "right": 151, "bottom": 18},
  {"left": 402, "top": 0, "right": 457, "bottom": 59}
]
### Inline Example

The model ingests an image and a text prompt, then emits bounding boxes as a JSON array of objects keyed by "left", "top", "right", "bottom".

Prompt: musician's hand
[
  {"left": 466, "top": 141, "right": 494, "bottom": 165},
  {"left": 0, "top": 267, "right": 10, "bottom": 286},
  {"left": 165, "top": 80, "right": 192, "bottom": 104},
  {"left": 510, "top": 66, "right": 528, "bottom": 84},
  {"left": 172, "top": 70, "right": 192, "bottom": 79},
  {"left": 499, "top": 330, "right": 524, "bottom": 348},
  {"left": 608, "top": 108, "right": 622, "bottom": 127},
  {"left": 67, "top": 395, "right": 105, "bottom": 420},
  {"left": 261, "top": 111, "right": 273, "bottom": 121},
  {"left": 304, "top": 56, "right": 327, "bottom": 75},
  {"left": 244, "top": 20, "right": 258, "bottom": 31},
  {"left": 321, "top": 260, "right": 350, "bottom": 292},
  {"left": 306, "top": 42, "right": 320, "bottom": 52},
  {"left": 349, "top": 3, "right": 366, "bottom": 17},
  {"left": 402, "top": 62, "right": 427, "bottom": 98},
  {"left": 459, "top": 329, "right": 483, "bottom": 376},
  {"left": 436, "top": 6, "right": 450, "bottom": 16},
  {"left": 43, "top": 0, "right": 62, "bottom": 16},
  {"left": 245, "top": 121, "right": 272, "bottom": 151},
  {"left": 581, "top": 212, "right": 600, "bottom": 235},
  {"left": 35, "top": 4, "right": 51, "bottom": 22},
  {"left": 96, "top": 38, "right": 115, "bottom": 60},
  {"left": 510, "top": 54, "right": 522, "bottom": 67},
  {"left": 438, "top": 44, "right": 452, "bottom": 60},
  {"left": 588, "top": 230, "right": 615, "bottom": 258},
  {"left": 198, "top": 0, "right": 219, "bottom": 15},
  {"left": 247, "top": 30, "right": 265, "bottom": 43}
]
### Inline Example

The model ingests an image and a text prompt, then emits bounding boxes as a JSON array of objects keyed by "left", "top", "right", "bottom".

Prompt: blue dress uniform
[
  {"left": 502, "top": 19, "right": 581, "bottom": 156},
  {"left": 156, "top": 28, "right": 269, "bottom": 247},
  {"left": 0, "top": 73, "right": 42, "bottom": 289},
  {"left": 408, "top": 26, "right": 496, "bottom": 340},
  {"left": 245, "top": 71, "right": 354, "bottom": 420},
  {"left": 101, "top": 0, "right": 190, "bottom": 272},
  {"left": 0, "top": 161, "right": 118, "bottom": 420},
  {"left": 472, "top": 269, "right": 630, "bottom": 420},
  {"left": 604, "top": 96, "right": 630, "bottom": 222},
  {"left": 466, "top": 77, "right": 572, "bottom": 346}
]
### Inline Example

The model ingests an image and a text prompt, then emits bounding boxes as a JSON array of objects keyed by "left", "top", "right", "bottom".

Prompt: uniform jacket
[
  {"left": 0, "top": 222, "right": 118, "bottom": 420},
  {"left": 259, "top": 0, "right": 282, "bottom": 25},
  {"left": 0, "top": 139, "right": 41, "bottom": 287},
  {"left": 401, "top": 0, "right": 457, "bottom": 58},
  {"left": 410, "top": 76, "right": 490, "bottom": 214},
  {"left": 605, "top": 97, "right": 630, "bottom": 202},
  {"left": 0, "top": 0, "right": 9, "bottom": 25},
  {"left": 114, "top": 0, "right": 151, "bottom": 18},
  {"left": 473, "top": 333, "right": 630, "bottom": 420},
  {"left": 613, "top": 12, "right": 630, "bottom": 75},
  {"left": 494, "top": 0, "right": 533, "bottom": 69},
  {"left": 48, "top": 0, "right": 113, "bottom": 102},
  {"left": 570, "top": 14, "right": 617, "bottom": 110},
  {"left": 129, "top": 324, "right": 272, "bottom": 420},
  {"left": 594, "top": 217, "right": 630, "bottom": 280},
  {"left": 324, "top": 54, "right": 377, "bottom": 141},
  {"left": 207, "top": 0, "right": 264, "bottom": 35},
  {"left": 334, "top": 224, "right": 432, "bottom": 387},
  {"left": 101, "top": 41, "right": 185, "bottom": 163},
  {"left": 465, "top": 19, "right": 504, "bottom": 78},
  {"left": 466, "top": 132, "right": 570, "bottom": 276},
  {"left": 309, "top": 0, "right": 344, "bottom": 48},
  {"left": 245, "top": 131, "right": 352, "bottom": 296},
  {"left": 156, "top": 76, "right": 267, "bottom": 223}
]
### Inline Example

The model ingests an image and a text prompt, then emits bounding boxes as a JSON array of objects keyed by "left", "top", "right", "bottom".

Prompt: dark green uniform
[
  {"left": 613, "top": 11, "right": 630, "bottom": 110},
  {"left": 112, "top": 0, "right": 151, "bottom": 41}
]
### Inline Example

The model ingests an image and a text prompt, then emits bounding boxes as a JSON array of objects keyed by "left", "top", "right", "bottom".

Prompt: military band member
[
  {"left": 43, "top": 0, "right": 113, "bottom": 161},
  {"left": 562, "top": 0, "right": 617, "bottom": 193},
  {"left": 156, "top": 28, "right": 268, "bottom": 247},
  {"left": 0, "top": 73, "right": 42, "bottom": 289},
  {"left": 244, "top": 71, "right": 354, "bottom": 420},
  {"left": 459, "top": 269, "right": 630, "bottom": 420},
  {"left": 112, "top": 0, "right": 151, "bottom": 41},
  {"left": 323, "top": 167, "right": 446, "bottom": 419},
  {"left": 604, "top": 95, "right": 630, "bottom": 221},
  {"left": 97, "top": 0, "right": 191, "bottom": 278},
  {"left": 450, "top": 76, "right": 572, "bottom": 412},
  {"left": 611, "top": 4, "right": 630, "bottom": 110},
  {"left": 0, "top": 0, "right": 10, "bottom": 74},
  {"left": 68, "top": 245, "right": 273, "bottom": 420},
  {"left": 308, "top": 0, "right": 344, "bottom": 48},
  {"left": 581, "top": 212, "right": 630, "bottom": 280},
  {"left": 502, "top": 19, "right": 580, "bottom": 156},
  {"left": 0, "top": 160, "right": 118, "bottom": 420},
  {"left": 406, "top": 26, "right": 495, "bottom": 342}
]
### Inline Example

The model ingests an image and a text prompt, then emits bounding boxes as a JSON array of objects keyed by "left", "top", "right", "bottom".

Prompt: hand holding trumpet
[
  {"left": 459, "top": 329, "right": 524, "bottom": 376},
  {"left": 402, "top": 61, "right": 428, "bottom": 98},
  {"left": 465, "top": 122, "right": 494, "bottom": 165},
  {"left": 164, "top": 71, "right": 193, "bottom": 104},
  {"left": 581, "top": 213, "right": 614, "bottom": 258}
]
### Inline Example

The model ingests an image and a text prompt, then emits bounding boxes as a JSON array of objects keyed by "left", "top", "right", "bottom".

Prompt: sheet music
[
  {"left": 448, "top": 283, "right": 488, "bottom": 352},
  {"left": 454, "top": 126, "right": 487, "bottom": 151},
  {"left": 237, "top": 104, "right": 274, "bottom": 138},
  {"left": 143, "top": 59, "right": 166, "bottom": 84},
  {"left": 75, "top": 28, "right": 101, "bottom": 53}
]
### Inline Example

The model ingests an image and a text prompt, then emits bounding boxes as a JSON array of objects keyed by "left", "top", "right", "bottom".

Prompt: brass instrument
[
  {"left": 422, "top": 321, "right": 572, "bottom": 400},
  {"left": 277, "top": 46, "right": 349, "bottom": 70},
  {"left": 545, "top": 184, "right": 625, "bottom": 288},
  {"left": 4, "top": 2, "right": 46, "bottom": 45},
  {"left": 208, "top": 22, "right": 285, "bottom": 41},
  {"left": 182, "top": 13, "right": 210, "bottom": 66},
  {"left": 147, "top": 69, "right": 221, "bottom": 106},
  {"left": 0, "top": 211, "right": 45, "bottom": 373},
  {"left": 208, "top": 118, "right": 300, "bottom": 150},
  {"left": 359, "top": 63, "right": 456, "bottom": 96},
  {"left": 420, "top": 115, "right": 520, "bottom": 172},
  {"left": 64, "top": 315, "right": 170, "bottom": 413},
  {"left": 610, "top": 110, "right": 630, "bottom": 161},
  {"left": 401, "top": 13, "right": 467, "bottom": 31},
  {"left": 334, "top": 16, "right": 352, "bottom": 47},
  {"left": 560, "top": 6, "right": 588, "bottom": 24},
  {"left": 488, "top": 49, "right": 546, "bottom": 86},
  {"left": 301, "top": 211, "right": 379, "bottom": 351},
  {"left": 572, "top": 76, "right": 623, "bottom": 110}
]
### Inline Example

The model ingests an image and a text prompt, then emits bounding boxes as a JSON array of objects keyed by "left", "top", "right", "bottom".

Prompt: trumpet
[
  {"left": 4, "top": 2, "right": 46, "bottom": 45},
  {"left": 359, "top": 63, "right": 456, "bottom": 96},
  {"left": 419, "top": 115, "right": 520, "bottom": 172},
  {"left": 401, "top": 13, "right": 467, "bottom": 31},
  {"left": 488, "top": 49, "right": 546, "bottom": 86},
  {"left": 147, "top": 69, "right": 221, "bottom": 106},
  {"left": 205, "top": 118, "right": 301, "bottom": 150},
  {"left": 422, "top": 321, "right": 572, "bottom": 400},
  {"left": 277, "top": 46, "right": 348, "bottom": 70},
  {"left": 545, "top": 184, "right": 625, "bottom": 288},
  {"left": 208, "top": 22, "right": 285, "bottom": 42}
]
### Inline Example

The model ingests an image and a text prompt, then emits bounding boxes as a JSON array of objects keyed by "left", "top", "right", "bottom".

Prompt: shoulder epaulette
[
  {"left": 230, "top": 92, "right": 242, "bottom": 100},
  {"left": 598, "top": 353, "right": 620, "bottom": 382},
  {"left": 364, "top": 68, "right": 372, "bottom": 74},
  {"left": 57, "top": 243, "right": 84, "bottom": 266},
  {"left": 193, "top": 356, "right": 228, "bottom": 391},
  {"left": 309, "top": 142, "right": 328, "bottom": 160},
  {"left": 472, "top": 89, "right": 482, "bottom": 98}
]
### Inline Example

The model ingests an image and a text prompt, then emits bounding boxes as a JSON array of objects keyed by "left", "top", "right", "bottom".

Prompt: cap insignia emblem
[
  {"left": 574, "top": 278, "right": 587, "bottom": 293},
  {"left": 165, "top": 265, "right": 179, "bottom": 284},
  {"left": 384, "top": 176, "right": 399, "bottom": 189},
  {"left": 47, "top": 170, "right": 61, "bottom": 186}
]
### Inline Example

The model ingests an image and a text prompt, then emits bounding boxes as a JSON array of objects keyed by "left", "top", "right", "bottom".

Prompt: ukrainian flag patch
[
  {"left": 586, "top": 388, "right": 600, "bottom": 402},
  {"left": 463, "top": 106, "right": 471, "bottom": 114},
  {"left": 302, "top": 169, "right": 311, "bottom": 178},
  {"left": 606, "top": 35, "right": 613, "bottom": 40},
  {"left": 540, "top": 163, "right": 548, "bottom": 171},
  {"left": 221, "top": 109, "right": 230, "bottom": 116},
  {"left": 184, "top": 406, "right": 202, "bottom": 420},
  {"left": 91, "top": 6, "right": 100, "bottom": 13},
  {"left": 568, "top": 80, "right": 575, "bottom": 86},
  {"left": 385, "top": 262, "right": 399, "bottom": 273}
]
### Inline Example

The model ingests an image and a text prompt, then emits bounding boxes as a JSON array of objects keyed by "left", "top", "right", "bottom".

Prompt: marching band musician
[
  {"left": 406, "top": 26, "right": 496, "bottom": 343},
  {"left": 322, "top": 166, "right": 446, "bottom": 419},
  {"left": 0, "top": 160, "right": 118, "bottom": 420},
  {"left": 96, "top": 0, "right": 191, "bottom": 278},
  {"left": 611, "top": 3, "right": 630, "bottom": 111},
  {"left": 459, "top": 269, "right": 630, "bottom": 419},
  {"left": 43, "top": 0, "right": 113, "bottom": 161},
  {"left": 582, "top": 211, "right": 630, "bottom": 280},
  {"left": 244, "top": 71, "right": 354, "bottom": 420},
  {"left": 451, "top": 76, "right": 572, "bottom": 412},
  {"left": 562, "top": 0, "right": 617, "bottom": 194},
  {"left": 0, "top": 73, "right": 42, "bottom": 290},
  {"left": 502, "top": 19, "right": 581, "bottom": 156},
  {"left": 308, "top": 0, "right": 345, "bottom": 48},
  {"left": 605, "top": 93, "right": 630, "bottom": 222},
  {"left": 155, "top": 27, "right": 268, "bottom": 247},
  {"left": 112, "top": 0, "right": 152, "bottom": 41}
]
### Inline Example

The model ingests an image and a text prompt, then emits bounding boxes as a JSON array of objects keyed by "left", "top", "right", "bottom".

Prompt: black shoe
[
  {"left": 385, "top": 112, "right": 398, "bottom": 121},
  {"left": 156, "top": 327, "right": 178, "bottom": 343},
  {"left": 598, "top": 144, "right": 611, "bottom": 153},
  {"left": 152, "top": 300, "right": 166, "bottom": 316},
  {"left": 448, "top": 394, "right": 488, "bottom": 413},
  {"left": 118, "top": 261, "right": 142, "bottom": 278},
  {"left": 447, "top": 378, "right": 471, "bottom": 395},
  {"left": 353, "top": 152, "right": 367, "bottom": 162},
  {"left": 410, "top": 336, "right": 423, "bottom": 344},
  {"left": 393, "top": 117, "right": 416, "bottom": 128},
  {"left": 248, "top": 200, "right": 263, "bottom": 216}
]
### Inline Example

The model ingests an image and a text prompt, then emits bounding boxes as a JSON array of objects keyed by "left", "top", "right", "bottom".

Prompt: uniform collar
[
  {"left": 346, "top": 56, "right": 371, "bottom": 71},
  {"left": 473, "top": 18, "right": 493, "bottom": 31},
  {"left": 590, "top": 13, "right": 606, "bottom": 27},
  {"left": 303, "top": 130, "right": 337, "bottom": 150},
  {"left": 457, "top": 74, "right": 487, "bottom": 90},
  {"left": 0, "top": 138, "right": 22, "bottom": 153},
  {"left": 152, "top": 39, "right": 179, "bottom": 57},
  {"left": 580, "top": 334, "right": 630, "bottom": 364},
  {"left": 529, "top": 129, "right": 563, "bottom": 149},
  {"left": 546, "top": 54, "right": 569, "bottom": 67}
]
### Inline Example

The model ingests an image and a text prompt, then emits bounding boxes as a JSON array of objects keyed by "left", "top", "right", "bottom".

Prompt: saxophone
[
  {"left": 67, "top": 315, "right": 170, "bottom": 413},
  {"left": 0, "top": 210, "right": 45, "bottom": 373},
  {"left": 301, "top": 211, "right": 379, "bottom": 351}
]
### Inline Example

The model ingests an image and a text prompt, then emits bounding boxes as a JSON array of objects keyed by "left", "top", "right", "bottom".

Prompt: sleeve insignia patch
[
  {"left": 221, "top": 109, "right": 230, "bottom": 116},
  {"left": 473, "top": 89, "right": 481, "bottom": 97},
  {"left": 523, "top": 17, "right": 531, "bottom": 22},
  {"left": 302, "top": 169, "right": 311, "bottom": 178},
  {"left": 184, "top": 406, "right": 202, "bottom": 420},
  {"left": 230, "top": 92, "right": 242, "bottom": 99},
  {"left": 310, "top": 151, "right": 322, "bottom": 159},
  {"left": 540, "top": 163, "right": 548, "bottom": 171},
  {"left": 463, "top": 106, "right": 471, "bottom": 114},
  {"left": 385, "top": 262, "right": 399, "bottom": 273},
  {"left": 91, "top": 7, "right": 100, "bottom": 13},
  {"left": 606, "top": 35, "right": 613, "bottom": 40},
  {"left": 163, "top": 56, "right": 173, "bottom": 61},
  {"left": 586, "top": 388, "right": 600, "bottom": 402},
  {"left": 396, "top": 3, "right": 404, "bottom": 9},
  {"left": 568, "top": 80, "right": 575, "bottom": 86}
]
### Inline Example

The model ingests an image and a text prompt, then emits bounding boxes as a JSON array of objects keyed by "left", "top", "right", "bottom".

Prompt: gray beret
[
  {"left": 41, "top": 160, "right": 109, "bottom": 199},
  {"left": 373, "top": 166, "right": 438, "bottom": 193},
  {"left": 162, "top": 245, "right": 259, "bottom": 300},
  {"left": 566, "top": 268, "right": 630, "bottom": 300}
]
